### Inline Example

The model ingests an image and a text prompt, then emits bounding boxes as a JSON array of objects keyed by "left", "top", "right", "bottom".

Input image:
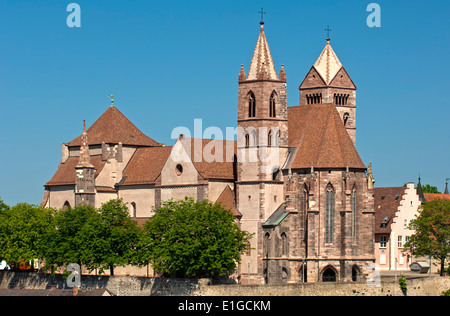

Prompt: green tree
[
  {"left": 78, "top": 199, "right": 143, "bottom": 276},
  {"left": 421, "top": 184, "right": 441, "bottom": 194},
  {"left": 0, "top": 203, "right": 55, "bottom": 269},
  {"left": 142, "top": 198, "right": 253, "bottom": 279},
  {"left": 42, "top": 204, "right": 97, "bottom": 272},
  {"left": 405, "top": 198, "right": 450, "bottom": 276},
  {"left": 0, "top": 198, "right": 9, "bottom": 213}
]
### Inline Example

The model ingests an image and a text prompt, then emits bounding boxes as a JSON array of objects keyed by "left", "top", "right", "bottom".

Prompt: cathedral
[{"left": 42, "top": 21, "right": 375, "bottom": 284}]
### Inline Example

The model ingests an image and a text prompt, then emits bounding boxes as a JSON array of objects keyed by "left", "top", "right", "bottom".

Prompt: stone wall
[{"left": 1, "top": 272, "right": 448, "bottom": 296}]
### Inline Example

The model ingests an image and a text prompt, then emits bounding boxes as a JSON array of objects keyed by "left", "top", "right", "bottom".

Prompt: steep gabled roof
[
  {"left": 287, "top": 104, "right": 366, "bottom": 170},
  {"left": 373, "top": 187, "right": 407, "bottom": 234},
  {"left": 67, "top": 107, "right": 162, "bottom": 147},
  {"left": 119, "top": 146, "right": 173, "bottom": 186}
]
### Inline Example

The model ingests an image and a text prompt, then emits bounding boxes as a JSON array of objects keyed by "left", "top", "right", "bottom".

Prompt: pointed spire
[
  {"left": 77, "top": 120, "right": 94, "bottom": 168},
  {"left": 279, "top": 64, "right": 286, "bottom": 82},
  {"left": 313, "top": 38, "right": 343, "bottom": 85},
  {"left": 238, "top": 64, "right": 247, "bottom": 81},
  {"left": 417, "top": 176, "right": 426, "bottom": 203},
  {"left": 445, "top": 178, "right": 449, "bottom": 195},
  {"left": 247, "top": 22, "right": 278, "bottom": 81}
]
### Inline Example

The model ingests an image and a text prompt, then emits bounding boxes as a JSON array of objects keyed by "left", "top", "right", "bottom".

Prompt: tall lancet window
[
  {"left": 325, "top": 183, "right": 334, "bottom": 244},
  {"left": 351, "top": 185, "right": 357, "bottom": 238},
  {"left": 248, "top": 91, "right": 256, "bottom": 118},
  {"left": 269, "top": 91, "right": 276, "bottom": 117}
]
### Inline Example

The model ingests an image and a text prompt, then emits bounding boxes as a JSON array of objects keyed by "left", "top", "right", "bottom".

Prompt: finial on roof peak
[{"left": 109, "top": 94, "right": 115, "bottom": 107}]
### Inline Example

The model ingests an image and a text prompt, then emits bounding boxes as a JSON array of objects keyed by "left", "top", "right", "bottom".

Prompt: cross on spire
[
  {"left": 259, "top": 7, "right": 266, "bottom": 24},
  {"left": 325, "top": 25, "right": 332, "bottom": 40}
]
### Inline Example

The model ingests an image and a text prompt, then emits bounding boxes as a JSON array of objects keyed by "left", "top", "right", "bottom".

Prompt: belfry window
[
  {"left": 269, "top": 92, "right": 276, "bottom": 118},
  {"left": 306, "top": 93, "right": 322, "bottom": 105},
  {"left": 248, "top": 92, "right": 256, "bottom": 118}
]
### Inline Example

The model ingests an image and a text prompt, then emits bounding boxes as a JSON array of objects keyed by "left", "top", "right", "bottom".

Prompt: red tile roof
[
  {"left": 215, "top": 185, "right": 242, "bottom": 217},
  {"left": 45, "top": 155, "right": 106, "bottom": 187},
  {"left": 120, "top": 146, "right": 173, "bottom": 186},
  {"left": 373, "top": 187, "right": 406, "bottom": 234},
  {"left": 67, "top": 107, "right": 162, "bottom": 147},
  {"left": 180, "top": 138, "right": 236, "bottom": 180},
  {"left": 287, "top": 104, "right": 366, "bottom": 170},
  {"left": 423, "top": 193, "right": 450, "bottom": 202}
]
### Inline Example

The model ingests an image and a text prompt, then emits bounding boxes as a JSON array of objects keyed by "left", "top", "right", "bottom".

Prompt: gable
[
  {"left": 298, "top": 67, "right": 327, "bottom": 89},
  {"left": 328, "top": 66, "right": 356, "bottom": 89}
]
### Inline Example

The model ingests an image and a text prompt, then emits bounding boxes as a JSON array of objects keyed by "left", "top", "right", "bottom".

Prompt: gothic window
[
  {"left": 281, "top": 233, "right": 287, "bottom": 257},
  {"left": 248, "top": 91, "right": 256, "bottom": 118},
  {"left": 269, "top": 91, "right": 276, "bottom": 117},
  {"left": 322, "top": 266, "right": 337, "bottom": 282},
  {"left": 351, "top": 185, "right": 357, "bottom": 238},
  {"left": 63, "top": 201, "right": 71, "bottom": 210},
  {"left": 264, "top": 233, "right": 270, "bottom": 258},
  {"left": 325, "top": 183, "right": 334, "bottom": 244},
  {"left": 268, "top": 129, "right": 272, "bottom": 147},
  {"left": 245, "top": 133, "right": 250, "bottom": 148},
  {"left": 252, "top": 130, "right": 257, "bottom": 147}
]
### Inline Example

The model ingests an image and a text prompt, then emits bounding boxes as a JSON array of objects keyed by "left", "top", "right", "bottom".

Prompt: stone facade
[{"left": 42, "top": 22, "right": 375, "bottom": 284}]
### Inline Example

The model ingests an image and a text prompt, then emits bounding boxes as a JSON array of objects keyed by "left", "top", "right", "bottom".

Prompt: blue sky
[{"left": 0, "top": 0, "right": 449, "bottom": 206}]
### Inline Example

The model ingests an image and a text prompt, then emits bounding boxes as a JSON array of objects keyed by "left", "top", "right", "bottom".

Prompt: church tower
[
  {"left": 236, "top": 21, "right": 289, "bottom": 284},
  {"left": 299, "top": 38, "right": 357, "bottom": 144},
  {"left": 75, "top": 120, "right": 96, "bottom": 207}
]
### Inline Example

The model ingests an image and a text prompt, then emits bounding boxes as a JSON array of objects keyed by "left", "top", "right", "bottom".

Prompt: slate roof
[
  {"left": 373, "top": 187, "right": 406, "bottom": 234},
  {"left": 286, "top": 103, "right": 366, "bottom": 170},
  {"left": 67, "top": 107, "right": 162, "bottom": 147}
]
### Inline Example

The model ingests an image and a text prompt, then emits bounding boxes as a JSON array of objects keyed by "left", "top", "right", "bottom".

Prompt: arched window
[
  {"left": 322, "top": 266, "right": 337, "bottom": 282},
  {"left": 269, "top": 92, "right": 276, "bottom": 117},
  {"left": 248, "top": 91, "right": 256, "bottom": 118},
  {"left": 63, "top": 201, "right": 71, "bottom": 210},
  {"left": 264, "top": 233, "right": 270, "bottom": 258},
  {"left": 281, "top": 233, "right": 288, "bottom": 257},
  {"left": 343, "top": 113, "right": 350, "bottom": 126},
  {"left": 131, "top": 202, "right": 137, "bottom": 218},
  {"left": 326, "top": 183, "right": 334, "bottom": 244},
  {"left": 244, "top": 133, "right": 250, "bottom": 148},
  {"left": 351, "top": 185, "right": 357, "bottom": 238},
  {"left": 268, "top": 130, "right": 272, "bottom": 147}
]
